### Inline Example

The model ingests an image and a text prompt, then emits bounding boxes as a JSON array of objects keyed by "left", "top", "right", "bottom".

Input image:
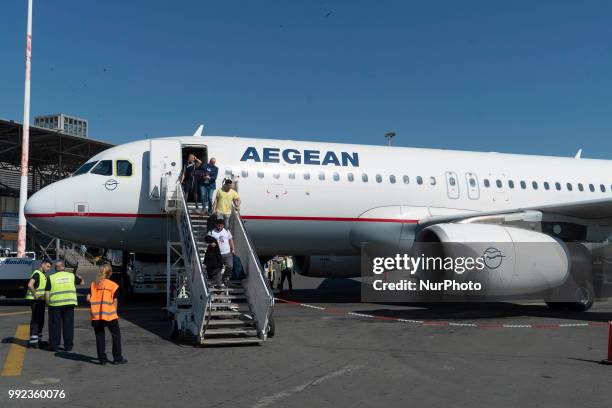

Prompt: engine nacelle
[
  {"left": 415, "top": 223, "right": 575, "bottom": 296},
  {"left": 294, "top": 256, "right": 361, "bottom": 278}
]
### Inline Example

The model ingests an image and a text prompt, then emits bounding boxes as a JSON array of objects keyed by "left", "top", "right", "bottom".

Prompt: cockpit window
[
  {"left": 72, "top": 161, "right": 98, "bottom": 176},
  {"left": 116, "top": 160, "right": 133, "bottom": 176},
  {"left": 91, "top": 160, "right": 113, "bottom": 176}
]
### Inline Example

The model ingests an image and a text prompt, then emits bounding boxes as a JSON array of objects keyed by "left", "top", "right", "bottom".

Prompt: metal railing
[
  {"left": 230, "top": 209, "right": 274, "bottom": 339},
  {"left": 172, "top": 182, "right": 211, "bottom": 341}
]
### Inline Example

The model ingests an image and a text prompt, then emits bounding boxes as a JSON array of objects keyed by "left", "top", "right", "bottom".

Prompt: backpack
[{"left": 232, "top": 254, "right": 246, "bottom": 280}]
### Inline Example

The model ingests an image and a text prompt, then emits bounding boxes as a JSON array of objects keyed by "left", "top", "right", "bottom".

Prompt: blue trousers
[{"left": 199, "top": 184, "right": 215, "bottom": 213}]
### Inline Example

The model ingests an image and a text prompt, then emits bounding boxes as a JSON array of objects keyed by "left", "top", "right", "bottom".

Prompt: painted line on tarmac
[
  {"left": 0, "top": 306, "right": 161, "bottom": 318},
  {"left": 1, "top": 325, "right": 29, "bottom": 377},
  {"left": 275, "top": 297, "right": 608, "bottom": 330}
]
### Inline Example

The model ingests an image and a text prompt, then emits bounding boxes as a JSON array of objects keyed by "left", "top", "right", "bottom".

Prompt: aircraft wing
[{"left": 419, "top": 197, "right": 612, "bottom": 227}]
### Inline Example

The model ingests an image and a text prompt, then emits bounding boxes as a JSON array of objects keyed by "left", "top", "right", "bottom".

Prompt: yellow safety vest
[
  {"left": 47, "top": 271, "right": 78, "bottom": 307},
  {"left": 25, "top": 269, "right": 47, "bottom": 300}
]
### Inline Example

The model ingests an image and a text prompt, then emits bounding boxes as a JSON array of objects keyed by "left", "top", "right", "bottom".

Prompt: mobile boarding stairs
[{"left": 161, "top": 178, "right": 274, "bottom": 346}]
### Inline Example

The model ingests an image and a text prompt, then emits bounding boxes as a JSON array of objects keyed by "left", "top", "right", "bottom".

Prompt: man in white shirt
[{"left": 208, "top": 217, "right": 235, "bottom": 285}]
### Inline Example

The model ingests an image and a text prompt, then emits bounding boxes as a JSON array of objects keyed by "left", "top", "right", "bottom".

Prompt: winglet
[
  {"left": 193, "top": 124, "right": 204, "bottom": 137},
  {"left": 575, "top": 148, "right": 582, "bottom": 159}
]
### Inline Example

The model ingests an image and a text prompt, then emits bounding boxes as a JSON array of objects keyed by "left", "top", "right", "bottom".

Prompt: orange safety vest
[{"left": 89, "top": 279, "right": 119, "bottom": 321}]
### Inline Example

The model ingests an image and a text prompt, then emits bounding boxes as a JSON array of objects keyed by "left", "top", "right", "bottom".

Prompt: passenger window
[
  {"left": 318, "top": 172, "right": 325, "bottom": 181},
  {"left": 389, "top": 175, "right": 396, "bottom": 184},
  {"left": 416, "top": 176, "right": 423, "bottom": 185},
  {"left": 362, "top": 173, "right": 368, "bottom": 182},
  {"left": 589, "top": 184, "right": 595, "bottom": 192},
  {"left": 578, "top": 183, "right": 584, "bottom": 192},
  {"left": 225, "top": 168, "right": 232, "bottom": 176},
  {"left": 520, "top": 181, "right": 526, "bottom": 189},
  {"left": 73, "top": 161, "right": 98, "bottom": 176},
  {"left": 532, "top": 181, "right": 538, "bottom": 190},
  {"left": 257, "top": 171, "right": 264, "bottom": 178},
  {"left": 429, "top": 176, "right": 436, "bottom": 186},
  {"left": 567, "top": 183, "right": 573, "bottom": 191},
  {"left": 273, "top": 172, "right": 280, "bottom": 179},
  {"left": 484, "top": 179, "right": 490, "bottom": 188},
  {"left": 241, "top": 169, "right": 248, "bottom": 178},
  {"left": 470, "top": 178, "right": 477, "bottom": 188},
  {"left": 333, "top": 172, "right": 340, "bottom": 181},
  {"left": 288, "top": 172, "right": 295, "bottom": 179},
  {"left": 402, "top": 175, "right": 409, "bottom": 184},
  {"left": 375, "top": 174, "right": 382, "bottom": 183},
  {"left": 544, "top": 182, "right": 550, "bottom": 190},
  {"left": 91, "top": 160, "right": 113, "bottom": 176},
  {"left": 555, "top": 182, "right": 561, "bottom": 191},
  {"left": 601, "top": 184, "right": 606, "bottom": 193},
  {"left": 303, "top": 172, "right": 310, "bottom": 180},
  {"left": 508, "top": 180, "right": 514, "bottom": 189},
  {"left": 347, "top": 173, "right": 354, "bottom": 182},
  {"left": 496, "top": 179, "right": 503, "bottom": 188}
]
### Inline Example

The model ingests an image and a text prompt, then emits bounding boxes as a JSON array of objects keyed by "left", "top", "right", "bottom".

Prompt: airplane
[{"left": 24, "top": 127, "right": 612, "bottom": 311}]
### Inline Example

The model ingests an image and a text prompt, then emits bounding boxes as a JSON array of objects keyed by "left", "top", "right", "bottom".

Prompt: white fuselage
[{"left": 25, "top": 135, "right": 612, "bottom": 255}]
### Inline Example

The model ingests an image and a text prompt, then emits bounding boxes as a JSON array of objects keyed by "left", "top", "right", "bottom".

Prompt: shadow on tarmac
[
  {"left": 53, "top": 351, "right": 99, "bottom": 365},
  {"left": 278, "top": 278, "right": 612, "bottom": 323},
  {"left": 2, "top": 336, "right": 29, "bottom": 347}
]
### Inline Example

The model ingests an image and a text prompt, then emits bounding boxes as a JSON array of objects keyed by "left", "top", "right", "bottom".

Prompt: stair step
[
  {"left": 210, "top": 289, "right": 245, "bottom": 295},
  {"left": 210, "top": 302, "right": 242, "bottom": 308},
  {"left": 201, "top": 337, "right": 261, "bottom": 346},
  {"left": 206, "top": 319, "right": 254, "bottom": 327},
  {"left": 211, "top": 295, "right": 246, "bottom": 301},
  {"left": 204, "top": 328, "right": 258, "bottom": 336},
  {"left": 208, "top": 310, "right": 244, "bottom": 317}
]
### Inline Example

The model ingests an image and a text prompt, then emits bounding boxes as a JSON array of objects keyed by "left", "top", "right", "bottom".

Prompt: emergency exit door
[
  {"left": 445, "top": 171, "right": 460, "bottom": 199},
  {"left": 465, "top": 172, "right": 480, "bottom": 200},
  {"left": 149, "top": 139, "right": 182, "bottom": 199}
]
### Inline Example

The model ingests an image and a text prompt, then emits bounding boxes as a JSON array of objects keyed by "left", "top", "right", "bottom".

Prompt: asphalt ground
[{"left": 1, "top": 270, "right": 612, "bottom": 408}]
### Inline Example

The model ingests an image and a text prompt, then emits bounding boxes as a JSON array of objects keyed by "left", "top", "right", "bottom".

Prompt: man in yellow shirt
[{"left": 213, "top": 179, "right": 241, "bottom": 229}]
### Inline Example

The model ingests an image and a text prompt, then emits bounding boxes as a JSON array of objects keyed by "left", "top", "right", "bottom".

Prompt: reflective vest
[
  {"left": 89, "top": 279, "right": 119, "bottom": 321},
  {"left": 47, "top": 271, "right": 78, "bottom": 307},
  {"left": 25, "top": 269, "right": 47, "bottom": 300}
]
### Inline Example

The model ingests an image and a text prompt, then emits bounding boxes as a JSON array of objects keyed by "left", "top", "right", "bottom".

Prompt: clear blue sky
[{"left": 2, "top": 0, "right": 612, "bottom": 157}]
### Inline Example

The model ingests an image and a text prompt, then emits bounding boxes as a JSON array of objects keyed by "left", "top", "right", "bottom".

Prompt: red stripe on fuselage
[
  {"left": 26, "top": 213, "right": 419, "bottom": 223},
  {"left": 241, "top": 215, "right": 419, "bottom": 223}
]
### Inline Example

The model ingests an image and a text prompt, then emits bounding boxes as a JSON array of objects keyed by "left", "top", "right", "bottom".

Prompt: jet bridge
[{"left": 162, "top": 178, "right": 274, "bottom": 346}]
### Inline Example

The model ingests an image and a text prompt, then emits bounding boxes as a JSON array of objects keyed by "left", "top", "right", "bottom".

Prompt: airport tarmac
[{"left": 1, "top": 270, "right": 612, "bottom": 407}]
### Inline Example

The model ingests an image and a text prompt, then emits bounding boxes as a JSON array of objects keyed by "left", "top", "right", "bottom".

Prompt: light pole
[
  {"left": 17, "top": 0, "right": 33, "bottom": 257},
  {"left": 384, "top": 131, "right": 396, "bottom": 146}
]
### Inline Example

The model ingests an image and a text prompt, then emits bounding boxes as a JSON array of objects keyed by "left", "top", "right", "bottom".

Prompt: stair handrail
[
  {"left": 230, "top": 209, "right": 274, "bottom": 339},
  {"left": 174, "top": 181, "right": 211, "bottom": 340}
]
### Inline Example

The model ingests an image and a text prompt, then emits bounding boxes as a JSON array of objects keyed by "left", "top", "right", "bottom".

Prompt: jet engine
[{"left": 415, "top": 223, "right": 593, "bottom": 309}]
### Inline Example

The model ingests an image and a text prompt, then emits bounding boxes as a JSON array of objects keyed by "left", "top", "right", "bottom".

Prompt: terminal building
[
  {"left": 0, "top": 117, "right": 112, "bottom": 252},
  {"left": 34, "top": 113, "right": 89, "bottom": 138}
]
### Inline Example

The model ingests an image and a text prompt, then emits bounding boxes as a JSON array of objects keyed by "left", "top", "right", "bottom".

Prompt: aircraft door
[
  {"left": 149, "top": 139, "right": 182, "bottom": 200},
  {"left": 465, "top": 172, "right": 480, "bottom": 200},
  {"left": 445, "top": 171, "right": 460, "bottom": 199}
]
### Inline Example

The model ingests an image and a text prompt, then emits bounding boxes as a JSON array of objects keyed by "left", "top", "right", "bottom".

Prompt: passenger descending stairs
[{"left": 186, "top": 202, "right": 262, "bottom": 345}]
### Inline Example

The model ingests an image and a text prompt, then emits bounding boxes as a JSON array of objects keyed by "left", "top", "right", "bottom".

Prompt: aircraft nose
[{"left": 25, "top": 185, "right": 56, "bottom": 233}]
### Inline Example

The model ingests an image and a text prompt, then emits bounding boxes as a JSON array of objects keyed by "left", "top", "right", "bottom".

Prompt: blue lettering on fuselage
[{"left": 240, "top": 147, "right": 359, "bottom": 167}]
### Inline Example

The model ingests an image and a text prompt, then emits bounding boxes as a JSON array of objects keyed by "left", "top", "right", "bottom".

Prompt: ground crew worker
[
  {"left": 45, "top": 261, "right": 84, "bottom": 352},
  {"left": 278, "top": 256, "right": 294, "bottom": 291},
  {"left": 87, "top": 264, "right": 127, "bottom": 365},
  {"left": 25, "top": 259, "right": 52, "bottom": 348}
]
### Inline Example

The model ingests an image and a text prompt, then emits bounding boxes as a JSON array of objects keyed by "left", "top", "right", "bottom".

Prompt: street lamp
[{"left": 384, "top": 131, "right": 396, "bottom": 146}]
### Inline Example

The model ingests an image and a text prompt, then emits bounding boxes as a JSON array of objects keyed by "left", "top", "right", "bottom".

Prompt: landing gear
[{"left": 545, "top": 281, "right": 595, "bottom": 312}]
